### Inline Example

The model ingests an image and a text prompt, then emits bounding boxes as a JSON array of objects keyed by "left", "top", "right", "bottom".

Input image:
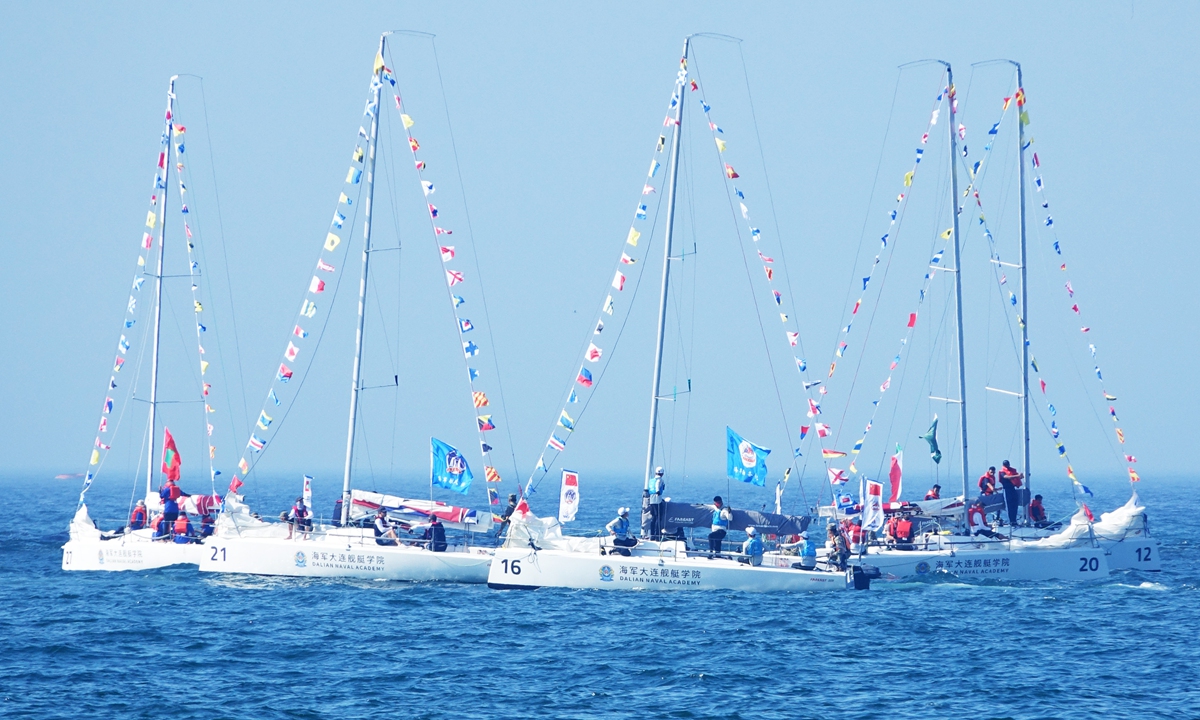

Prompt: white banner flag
[
  {"left": 863, "top": 479, "right": 884, "bottom": 532},
  {"left": 558, "top": 469, "right": 579, "bottom": 523},
  {"left": 302, "top": 474, "right": 313, "bottom": 509}
]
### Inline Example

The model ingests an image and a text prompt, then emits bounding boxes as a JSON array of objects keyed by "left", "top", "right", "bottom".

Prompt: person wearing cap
[
  {"left": 128, "top": 499, "right": 148, "bottom": 531},
  {"left": 708, "top": 496, "right": 733, "bottom": 557},
  {"left": 826, "top": 523, "right": 849, "bottom": 570},
  {"left": 798, "top": 531, "right": 817, "bottom": 569},
  {"left": 172, "top": 512, "right": 195, "bottom": 544},
  {"left": 497, "top": 493, "right": 519, "bottom": 537},
  {"left": 645, "top": 466, "right": 666, "bottom": 539},
  {"left": 924, "top": 484, "right": 941, "bottom": 501},
  {"left": 422, "top": 514, "right": 447, "bottom": 552},
  {"left": 739, "top": 527, "right": 764, "bottom": 566},
  {"left": 605, "top": 507, "right": 637, "bottom": 556},
  {"left": 291, "top": 497, "right": 312, "bottom": 540},
  {"left": 374, "top": 507, "right": 398, "bottom": 546},
  {"left": 998, "top": 460, "right": 1025, "bottom": 526}
]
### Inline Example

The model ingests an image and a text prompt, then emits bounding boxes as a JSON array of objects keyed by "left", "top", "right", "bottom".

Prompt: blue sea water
[{"left": 2, "top": 473, "right": 1196, "bottom": 719}]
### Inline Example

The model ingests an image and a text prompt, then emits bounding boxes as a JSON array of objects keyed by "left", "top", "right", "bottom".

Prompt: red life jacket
[
  {"left": 1000, "top": 466, "right": 1023, "bottom": 488},
  {"left": 1029, "top": 500, "right": 1046, "bottom": 522},
  {"left": 130, "top": 506, "right": 147, "bottom": 525},
  {"left": 895, "top": 519, "right": 914, "bottom": 543},
  {"left": 924, "top": 489, "right": 940, "bottom": 500},
  {"left": 978, "top": 474, "right": 996, "bottom": 494},
  {"left": 173, "top": 516, "right": 190, "bottom": 535},
  {"left": 968, "top": 506, "right": 987, "bottom": 530},
  {"left": 845, "top": 523, "right": 863, "bottom": 543}
]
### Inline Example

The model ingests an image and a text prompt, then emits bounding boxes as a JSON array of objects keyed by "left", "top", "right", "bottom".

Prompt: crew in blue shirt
[{"left": 740, "top": 527, "right": 764, "bottom": 566}]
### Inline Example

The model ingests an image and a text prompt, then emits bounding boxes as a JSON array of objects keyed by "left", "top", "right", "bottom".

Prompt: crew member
[
  {"left": 424, "top": 515, "right": 447, "bottom": 552},
  {"left": 740, "top": 527, "right": 763, "bottom": 566},
  {"left": 892, "top": 513, "right": 915, "bottom": 550},
  {"left": 173, "top": 512, "right": 194, "bottom": 544},
  {"left": 924, "top": 484, "right": 941, "bottom": 501},
  {"left": 498, "top": 494, "right": 519, "bottom": 537},
  {"left": 708, "top": 496, "right": 733, "bottom": 557},
  {"left": 151, "top": 512, "right": 169, "bottom": 541},
  {"left": 200, "top": 513, "right": 215, "bottom": 538},
  {"left": 998, "top": 460, "right": 1024, "bottom": 526},
  {"left": 843, "top": 517, "right": 864, "bottom": 553},
  {"left": 978, "top": 467, "right": 997, "bottom": 496},
  {"left": 827, "top": 523, "right": 849, "bottom": 570},
  {"left": 1028, "top": 494, "right": 1048, "bottom": 527},
  {"left": 374, "top": 507, "right": 398, "bottom": 546},
  {"left": 968, "top": 501, "right": 1004, "bottom": 539},
  {"left": 798, "top": 531, "right": 817, "bottom": 570},
  {"left": 160, "top": 477, "right": 182, "bottom": 523},
  {"left": 129, "top": 500, "right": 148, "bottom": 531},
  {"left": 646, "top": 466, "right": 666, "bottom": 538},
  {"left": 605, "top": 507, "right": 637, "bottom": 556},
  {"left": 291, "top": 497, "right": 313, "bottom": 539}
]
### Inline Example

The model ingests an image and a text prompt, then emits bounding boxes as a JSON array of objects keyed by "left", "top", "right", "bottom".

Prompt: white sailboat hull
[
  {"left": 198, "top": 532, "right": 492, "bottom": 583},
  {"left": 841, "top": 542, "right": 1109, "bottom": 582},
  {"left": 61, "top": 504, "right": 206, "bottom": 571}
]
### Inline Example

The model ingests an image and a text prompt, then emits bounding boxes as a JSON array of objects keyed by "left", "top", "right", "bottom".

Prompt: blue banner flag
[
  {"left": 431, "top": 437, "right": 473, "bottom": 495},
  {"left": 726, "top": 426, "right": 770, "bottom": 487}
]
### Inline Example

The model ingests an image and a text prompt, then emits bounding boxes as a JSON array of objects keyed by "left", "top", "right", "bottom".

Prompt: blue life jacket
[
  {"left": 712, "top": 508, "right": 730, "bottom": 530},
  {"left": 801, "top": 539, "right": 817, "bottom": 558},
  {"left": 609, "top": 516, "right": 631, "bottom": 539},
  {"left": 744, "top": 537, "right": 763, "bottom": 557}
]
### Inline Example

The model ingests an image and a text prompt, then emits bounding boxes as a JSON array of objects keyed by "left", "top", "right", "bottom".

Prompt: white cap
[
  {"left": 655, "top": 466, "right": 664, "bottom": 476},
  {"left": 618, "top": 507, "right": 629, "bottom": 515},
  {"left": 798, "top": 531, "right": 808, "bottom": 538},
  {"left": 746, "top": 527, "right": 757, "bottom": 536}
]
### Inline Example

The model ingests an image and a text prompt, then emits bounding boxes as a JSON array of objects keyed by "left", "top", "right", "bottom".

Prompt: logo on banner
[
  {"left": 739, "top": 441, "right": 757, "bottom": 468},
  {"left": 446, "top": 450, "right": 467, "bottom": 477}
]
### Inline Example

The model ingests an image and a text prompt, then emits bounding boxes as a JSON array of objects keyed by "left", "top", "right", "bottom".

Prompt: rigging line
[
  {"left": 732, "top": 42, "right": 812, "bottom": 510},
  {"left": 690, "top": 48, "right": 800, "bottom": 504},
  {"left": 189, "top": 76, "right": 251, "bottom": 447},
  {"left": 378, "top": 79, "right": 408, "bottom": 485},
  {"left": 528, "top": 187, "right": 667, "bottom": 493},
  {"left": 426, "top": 39, "right": 520, "bottom": 482}
]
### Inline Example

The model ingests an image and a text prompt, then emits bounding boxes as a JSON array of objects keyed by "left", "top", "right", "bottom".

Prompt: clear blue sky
[{"left": 1, "top": 2, "right": 1194, "bottom": 507}]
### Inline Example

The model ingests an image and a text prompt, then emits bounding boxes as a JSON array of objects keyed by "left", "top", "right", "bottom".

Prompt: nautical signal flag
[
  {"left": 257, "top": 411, "right": 273, "bottom": 430},
  {"left": 446, "top": 269, "right": 464, "bottom": 286},
  {"left": 309, "top": 277, "right": 325, "bottom": 294},
  {"left": 558, "top": 411, "right": 575, "bottom": 431},
  {"left": 828, "top": 468, "right": 848, "bottom": 485},
  {"left": 1128, "top": 468, "right": 1141, "bottom": 483},
  {"left": 293, "top": 325, "right": 308, "bottom": 339},
  {"left": 463, "top": 341, "right": 480, "bottom": 357},
  {"left": 478, "top": 415, "right": 496, "bottom": 431},
  {"left": 725, "top": 164, "right": 739, "bottom": 178},
  {"left": 277, "top": 363, "right": 293, "bottom": 382},
  {"left": 459, "top": 319, "right": 474, "bottom": 333},
  {"left": 285, "top": 342, "right": 299, "bottom": 362},
  {"left": 547, "top": 434, "right": 566, "bottom": 451},
  {"left": 229, "top": 476, "right": 244, "bottom": 494},
  {"left": 940, "top": 228, "right": 953, "bottom": 239},
  {"left": 440, "top": 246, "right": 455, "bottom": 262},
  {"left": 473, "top": 392, "right": 489, "bottom": 408},
  {"left": 576, "top": 367, "right": 594, "bottom": 387},
  {"left": 317, "top": 259, "right": 335, "bottom": 272},
  {"left": 815, "top": 423, "right": 831, "bottom": 438},
  {"left": 487, "top": 487, "right": 500, "bottom": 506},
  {"left": 428, "top": 204, "right": 437, "bottom": 218},
  {"left": 1082, "top": 503, "right": 1094, "bottom": 522},
  {"left": 627, "top": 228, "right": 641, "bottom": 247},
  {"left": 907, "top": 313, "right": 917, "bottom": 328},
  {"left": 787, "top": 332, "right": 799, "bottom": 346},
  {"left": 1116, "top": 428, "right": 1125, "bottom": 444},
  {"left": 325, "top": 233, "right": 341, "bottom": 251},
  {"left": 248, "top": 435, "right": 265, "bottom": 452},
  {"left": 485, "top": 466, "right": 502, "bottom": 483},
  {"left": 799, "top": 425, "right": 809, "bottom": 440},
  {"left": 822, "top": 449, "right": 847, "bottom": 459},
  {"left": 586, "top": 344, "right": 603, "bottom": 362},
  {"left": 435, "top": 227, "right": 453, "bottom": 236},
  {"left": 612, "top": 271, "right": 626, "bottom": 291},
  {"left": 808, "top": 399, "right": 821, "bottom": 417},
  {"left": 103, "top": 397, "right": 113, "bottom": 414},
  {"left": 161, "top": 428, "right": 182, "bottom": 481}
]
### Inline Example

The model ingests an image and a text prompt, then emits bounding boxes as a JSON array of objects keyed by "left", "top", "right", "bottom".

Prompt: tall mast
[
  {"left": 943, "top": 62, "right": 970, "bottom": 503},
  {"left": 146, "top": 76, "right": 176, "bottom": 500},
  {"left": 643, "top": 37, "right": 689, "bottom": 491},
  {"left": 1013, "top": 61, "right": 1031, "bottom": 512},
  {"left": 341, "top": 35, "right": 387, "bottom": 524}
]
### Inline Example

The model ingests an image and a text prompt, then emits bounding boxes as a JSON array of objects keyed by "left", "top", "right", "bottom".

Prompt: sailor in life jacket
[
  {"left": 978, "top": 468, "right": 997, "bottom": 496},
  {"left": 739, "top": 527, "right": 764, "bottom": 566},
  {"left": 843, "top": 517, "right": 865, "bottom": 552},
  {"left": 997, "top": 460, "right": 1025, "bottom": 526},
  {"left": 129, "top": 500, "right": 148, "bottom": 531},
  {"left": 707, "top": 496, "right": 734, "bottom": 556},
  {"left": 646, "top": 466, "right": 666, "bottom": 538},
  {"left": 605, "top": 507, "right": 637, "bottom": 555},
  {"left": 967, "top": 502, "right": 1003, "bottom": 539},
  {"left": 924, "top": 484, "right": 941, "bottom": 501},
  {"left": 1028, "top": 494, "right": 1048, "bottom": 527},
  {"left": 173, "top": 513, "right": 194, "bottom": 544},
  {"left": 159, "top": 478, "right": 183, "bottom": 522}
]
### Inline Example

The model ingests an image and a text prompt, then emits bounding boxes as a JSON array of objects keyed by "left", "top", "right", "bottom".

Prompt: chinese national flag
[{"left": 161, "top": 427, "right": 182, "bottom": 481}]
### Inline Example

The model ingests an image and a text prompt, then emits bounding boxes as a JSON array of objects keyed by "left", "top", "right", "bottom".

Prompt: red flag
[
  {"left": 1082, "top": 503, "right": 1094, "bottom": 522},
  {"left": 161, "top": 427, "right": 182, "bottom": 481},
  {"left": 907, "top": 313, "right": 917, "bottom": 328},
  {"left": 888, "top": 448, "right": 903, "bottom": 503},
  {"left": 229, "top": 476, "right": 244, "bottom": 493}
]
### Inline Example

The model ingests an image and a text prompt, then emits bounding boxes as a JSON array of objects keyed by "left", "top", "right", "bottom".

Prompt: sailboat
[
  {"left": 804, "top": 61, "right": 1148, "bottom": 581},
  {"left": 198, "top": 34, "right": 497, "bottom": 583},
  {"left": 488, "top": 37, "right": 863, "bottom": 593},
  {"left": 63, "top": 77, "right": 226, "bottom": 571}
]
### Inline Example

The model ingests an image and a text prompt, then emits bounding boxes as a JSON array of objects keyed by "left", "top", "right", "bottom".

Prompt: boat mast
[
  {"left": 341, "top": 35, "right": 387, "bottom": 525},
  {"left": 643, "top": 37, "right": 689, "bottom": 492},
  {"left": 943, "top": 62, "right": 970, "bottom": 503},
  {"left": 145, "top": 76, "right": 176, "bottom": 500},
  {"left": 1013, "top": 60, "right": 1031, "bottom": 511}
]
